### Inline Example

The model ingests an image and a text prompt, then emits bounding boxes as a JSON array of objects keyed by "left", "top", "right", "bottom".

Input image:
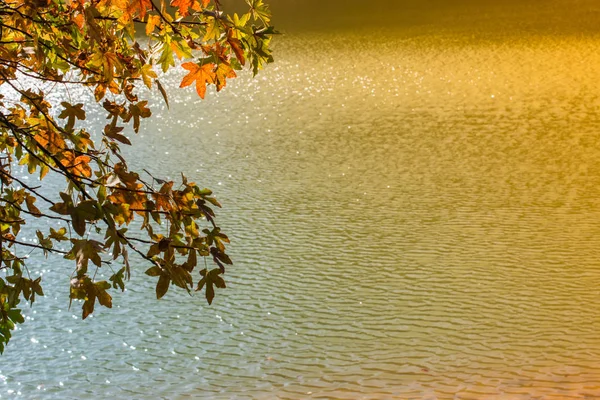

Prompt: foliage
[{"left": 0, "top": 0, "right": 275, "bottom": 353}]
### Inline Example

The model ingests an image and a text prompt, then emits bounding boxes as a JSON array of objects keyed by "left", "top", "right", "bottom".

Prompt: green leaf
[
  {"left": 171, "top": 266, "right": 192, "bottom": 291},
  {"left": 49, "top": 202, "right": 70, "bottom": 215},
  {"left": 203, "top": 17, "right": 220, "bottom": 41},
  {"left": 95, "top": 281, "right": 111, "bottom": 291},
  {"left": 7, "top": 309, "right": 24, "bottom": 324},
  {"left": 171, "top": 39, "right": 193, "bottom": 59},
  {"left": 246, "top": 0, "right": 271, "bottom": 23},
  {"left": 76, "top": 200, "right": 101, "bottom": 221},
  {"left": 158, "top": 41, "right": 175, "bottom": 72}
]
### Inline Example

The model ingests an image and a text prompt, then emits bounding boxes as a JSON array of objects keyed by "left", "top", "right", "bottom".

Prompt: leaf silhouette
[{"left": 58, "top": 102, "right": 85, "bottom": 131}]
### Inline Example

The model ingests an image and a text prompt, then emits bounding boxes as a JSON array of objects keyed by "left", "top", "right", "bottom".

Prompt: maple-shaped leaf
[
  {"left": 203, "top": 17, "right": 219, "bottom": 41},
  {"left": 120, "top": 0, "right": 152, "bottom": 23},
  {"left": 123, "top": 101, "right": 151, "bottom": 133},
  {"left": 60, "top": 152, "right": 92, "bottom": 178},
  {"left": 104, "top": 124, "right": 131, "bottom": 145},
  {"left": 145, "top": 14, "right": 161, "bottom": 35},
  {"left": 247, "top": 0, "right": 270, "bottom": 24},
  {"left": 196, "top": 268, "right": 226, "bottom": 305},
  {"left": 72, "top": 156, "right": 92, "bottom": 179},
  {"left": 58, "top": 102, "right": 85, "bottom": 131},
  {"left": 137, "top": 0, "right": 153, "bottom": 19},
  {"left": 158, "top": 41, "right": 175, "bottom": 72},
  {"left": 179, "top": 62, "right": 215, "bottom": 99},
  {"left": 215, "top": 63, "right": 236, "bottom": 91},
  {"left": 141, "top": 64, "right": 157, "bottom": 89},
  {"left": 34, "top": 129, "right": 66, "bottom": 154},
  {"left": 171, "top": 0, "right": 201, "bottom": 17},
  {"left": 171, "top": 39, "right": 193, "bottom": 60}
]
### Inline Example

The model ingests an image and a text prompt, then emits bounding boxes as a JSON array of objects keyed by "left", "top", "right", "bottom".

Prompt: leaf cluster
[{"left": 0, "top": 0, "right": 275, "bottom": 353}]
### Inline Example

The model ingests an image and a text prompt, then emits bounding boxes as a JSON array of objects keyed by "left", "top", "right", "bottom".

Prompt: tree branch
[
  {"left": 0, "top": 168, "right": 56, "bottom": 206},
  {"left": 3, "top": 236, "right": 68, "bottom": 255}
]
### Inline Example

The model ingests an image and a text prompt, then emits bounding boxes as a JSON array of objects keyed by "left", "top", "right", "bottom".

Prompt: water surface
[{"left": 3, "top": 2, "right": 600, "bottom": 399}]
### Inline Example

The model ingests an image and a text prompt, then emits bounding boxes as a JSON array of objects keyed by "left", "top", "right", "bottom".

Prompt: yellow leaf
[
  {"left": 146, "top": 14, "right": 161, "bottom": 35},
  {"left": 102, "top": 52, "right": 118, "bottom": 82},
  {"left": 60, "top": 152, "right": 92, "bottom": 178},
  {"left": 170, "top": 40, "right": 193, "bottom": 60},
  {"left": 35, "top": 129, "right": 66, "bottom": 154},
  {"left": 141, "top": 64, "right": 157, "bottom": 89},
  {"left": 215, "top": 63, "right": 236, "bottom": 92},
  {"left": 94, "top": 84, "right": 107, "bottom": 102},
  {"left": 203, "top": 17, "right": 219, "bottom": 41}
]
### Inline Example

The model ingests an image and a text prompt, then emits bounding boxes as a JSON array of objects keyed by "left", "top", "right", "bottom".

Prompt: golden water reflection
[{"left": 3, "top": 5, "right": 600, "bottom": 399}]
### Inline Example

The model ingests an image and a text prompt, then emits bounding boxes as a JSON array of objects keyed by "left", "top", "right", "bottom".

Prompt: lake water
[{"left": 3, "top": 1, "right": 600, "bottom": 399}]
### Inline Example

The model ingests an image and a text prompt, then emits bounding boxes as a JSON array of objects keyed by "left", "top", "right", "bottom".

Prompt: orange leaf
[
  {"left": 61, "top": 152, "right": 92, "bottom": 178},
  {"left": 171, "top": 0, "right": 201, "bottom": 17},
  {"left": 118, "top": 0, "right": 152, "bottom": 24},
  {"left": 73, "top": 13, "right": 85, "bottom": 31},
  {"left": 179, "top": 62, "right": 215, "bottom": 99},
  {"left": 135, "top": 0, "right": 152, "bottom": 20},
  {"left": 73, "top": 156, "right": 92, "bottom": 178},
  {"left": 35, "top": 129, "right": 66, "bottom": 154},
  {"left": 153, "top": 181, "right": 173, "bottom": 211}
]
